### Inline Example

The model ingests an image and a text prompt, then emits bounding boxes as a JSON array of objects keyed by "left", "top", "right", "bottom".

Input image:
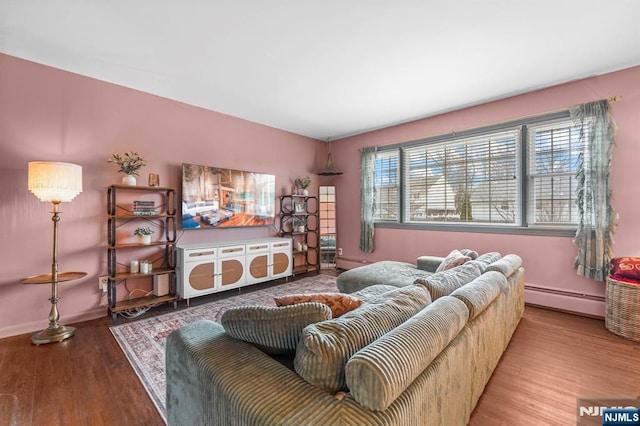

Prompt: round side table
[{"left": 20, "top": 271, "right": 87, "bottom": 345}]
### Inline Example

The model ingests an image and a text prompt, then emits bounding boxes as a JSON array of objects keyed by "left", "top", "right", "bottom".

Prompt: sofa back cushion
[
  {"left": 485, "top": 254, "right": 522, "bottom": 277},
  {"left": 450, "top": 271, "right": 505, "bottom": 320},
  {"left": 221, "top": 302, "right": 332, "bottom": 354},
  {"left": 467, "top": 252, "right": 502, "bottom": 272},
  {"left": 294, "top": 285, "right": 431, "bottom": 393},
  {"left": 415, "top": 261, "right": 482, "bottom": 300},
  {"left": 344, "top": 296, "right": 469, "bottom": 411}
]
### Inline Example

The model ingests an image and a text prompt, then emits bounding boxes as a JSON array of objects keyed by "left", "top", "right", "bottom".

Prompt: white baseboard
[
  {"left": 0, "top": 307, "right": 107, "bottom": 340},
  {"left": 525, "top": 285, "right": 605, "bottom": 318}
]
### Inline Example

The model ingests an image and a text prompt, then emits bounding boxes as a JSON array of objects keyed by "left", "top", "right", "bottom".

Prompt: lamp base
[{"left": 31, "top": 324, "right": 75, "bottom": 345}]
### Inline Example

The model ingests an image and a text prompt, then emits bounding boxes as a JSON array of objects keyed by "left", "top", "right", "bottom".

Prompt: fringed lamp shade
[{"left": 28, "top": 162, "right": 83, "bottom": 202}]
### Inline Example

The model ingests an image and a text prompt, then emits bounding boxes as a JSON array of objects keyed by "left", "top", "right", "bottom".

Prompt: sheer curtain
[
  {"left": 360, "top": 147, "right": 377, "bottom": 253},
  {"left": 571, "top": 99, "right": 617, "bottom": 281}
]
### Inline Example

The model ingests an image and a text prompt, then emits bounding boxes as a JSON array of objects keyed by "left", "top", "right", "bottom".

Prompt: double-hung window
[{"left": 373, "top": 111, "right": 586, "bottom": 235}]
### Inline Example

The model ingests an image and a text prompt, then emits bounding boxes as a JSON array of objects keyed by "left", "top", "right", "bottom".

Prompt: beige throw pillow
[{"left": 435, "top": 249, "right": 472, "bottom": 273}]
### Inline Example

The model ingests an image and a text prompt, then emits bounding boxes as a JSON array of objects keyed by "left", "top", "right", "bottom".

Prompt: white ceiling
[{"left": 1, "top": 1, "right": 640, "bottom": 140}]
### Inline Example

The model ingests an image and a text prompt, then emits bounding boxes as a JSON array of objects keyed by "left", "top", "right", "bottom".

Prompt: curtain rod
[{"left": 358, "top": 96, "right": 624, "bottom": 151}]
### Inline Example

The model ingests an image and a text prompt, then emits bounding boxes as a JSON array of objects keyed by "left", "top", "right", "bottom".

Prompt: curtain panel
[
  {"left": 360, "top": 147, "right": 377, "bottom": 253},
  {"left": 571, "top": 99, "right": 618, "bottom": 281}
]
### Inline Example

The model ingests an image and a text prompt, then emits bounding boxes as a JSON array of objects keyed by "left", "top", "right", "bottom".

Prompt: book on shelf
[{"left": 133, "top": 200, "right": 157, "bottom": 215}]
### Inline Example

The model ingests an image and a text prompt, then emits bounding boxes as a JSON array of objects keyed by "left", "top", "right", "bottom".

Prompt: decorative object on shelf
[
  {"left": 133, "top": 200, "right": 156, "bottom": 215},
  {"left": 317, "top": 139, "right": 343, "bottom": 176},
  {"left": 22, "top": 161, "right": 84, "bottom": 345},
  {"left": 108, "top": 151, "right": 147, "bottom": 186},
  {"left": 291, "top": 185, "right": 298, "bottom": 195},
  {"left": 295, "top": 241, "right": 303, "bottom": 252},
  {"left": 134, "top": 226, "right": 154, "bottom": 244},
  {"left": 130, "top": 260, "right": 140, "bottom": 273},
  {"left": 148, "top": 173, "right": 160, "bottom": 187},
  {"left": 295, "top": 176, "right": 312, "bottom": 196},
  {"left": 294, "top": 216, "right": 307, "bottom": 233}
]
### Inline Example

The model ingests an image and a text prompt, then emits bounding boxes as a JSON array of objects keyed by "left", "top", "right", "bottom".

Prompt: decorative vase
[
  {"left": 122, "top": 174, "right": 137, "bottom": 186},
  {"left": 297, "top": 225, "right": 305, "bottom": 233},
  {"left": 302, "top": 189, "right": 309, "bottom": 196},
  {"left": 137, "top": 234, "right": 151, "bottom": 245}
]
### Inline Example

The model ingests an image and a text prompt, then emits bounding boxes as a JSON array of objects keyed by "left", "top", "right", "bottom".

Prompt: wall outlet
[
  {"left": 98, "top": 276, "right": 108, "bottom": 292},
  {"left": 337, "top": 248, "right": 343, "bottom": 256}
]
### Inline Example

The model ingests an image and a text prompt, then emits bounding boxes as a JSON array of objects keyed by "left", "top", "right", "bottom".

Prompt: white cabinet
[{"left": 177, "top": 238, "right": 292, "bottom": 303}]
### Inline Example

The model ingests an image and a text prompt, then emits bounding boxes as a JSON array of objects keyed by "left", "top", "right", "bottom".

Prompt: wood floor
[{"left": 0, "top": 296, "right": 638, "bottom": 425}]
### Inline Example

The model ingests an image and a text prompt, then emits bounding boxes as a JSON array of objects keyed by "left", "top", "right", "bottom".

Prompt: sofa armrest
[
  {"left": 166, "top": 320, "right": 343, "bottom": 425},
  {"left": 416, "top": 256, "right": 444, "bottom": 272}
]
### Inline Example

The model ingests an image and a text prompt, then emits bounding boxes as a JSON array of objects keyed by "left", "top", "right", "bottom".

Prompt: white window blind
[
  {"left": 403, "top": 128, "right": 520, "bottom": 224},
  {"left": 374, "top": 149, "right": 399, "bottom": 221},
  {"left": 527, "top": 119, "right": 583, "bottom": 226}
]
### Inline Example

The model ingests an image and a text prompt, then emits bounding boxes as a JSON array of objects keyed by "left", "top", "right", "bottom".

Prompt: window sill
[{"left": 374, "top": 221, "right": 576, "bottom": 237}]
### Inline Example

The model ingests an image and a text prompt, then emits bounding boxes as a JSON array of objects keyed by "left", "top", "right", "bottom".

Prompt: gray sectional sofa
[{"left": 166, "top": 251, "right": 525, "bottom": 425}]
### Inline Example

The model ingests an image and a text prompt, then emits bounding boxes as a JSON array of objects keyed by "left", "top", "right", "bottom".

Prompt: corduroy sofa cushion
[
  {"left": 415, "top": 261, "right": 482, "bottom": 300},
  {"left": 294, "top": 284, "right": 432, "bottom": 393},
  {"left": 467, "top": 252, "right": 502, "bottom": 272},
  {"left": 221, "top": 302, "right": 332, "bottom": 354},
  {"left": 485, "top": 254, "right": 522, "bottom": 277},
  {"left": 345, "top": 296, "right": 469, "bottom": 411},
  {"left": 351, "top": 284, "right": 399, "bottom": 303},
  {"left": 450, "top": 271, "right": 505, "bottom": 320}
]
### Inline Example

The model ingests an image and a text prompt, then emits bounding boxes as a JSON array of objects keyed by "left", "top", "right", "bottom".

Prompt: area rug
[{"left": 110, "top": 274, "right": 338, "bottom": 423}]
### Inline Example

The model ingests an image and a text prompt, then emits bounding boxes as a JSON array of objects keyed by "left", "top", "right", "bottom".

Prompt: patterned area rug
[{"left": 110, "top": 274, "right": 338, "bottom": 423}]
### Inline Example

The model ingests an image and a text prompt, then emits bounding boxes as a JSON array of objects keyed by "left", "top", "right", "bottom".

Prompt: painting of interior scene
[{"left": 181, "top": 163, "right": 276, "bottom": 229}]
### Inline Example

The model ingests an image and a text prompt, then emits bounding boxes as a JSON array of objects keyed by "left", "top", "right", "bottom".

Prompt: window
[
  {"left": 374, "top": 150, "right": 400, "bottom": 221},
  {"left": 527, "top": 120, "right": 583, "bottom": 226},
  {"left": 403, "top": 128, "right": 520, "bottom": 225},
  {"left": 373, "top": 111, "right": 587, "bottom": 235}
]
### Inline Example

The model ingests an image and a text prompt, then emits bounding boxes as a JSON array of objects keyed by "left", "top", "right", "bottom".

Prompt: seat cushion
[
  {"left": 294, "top": 285, "right": 432, "bottom": 393},
  {"left": 337, "top": 261, "right": 432, "bottom": 293}
]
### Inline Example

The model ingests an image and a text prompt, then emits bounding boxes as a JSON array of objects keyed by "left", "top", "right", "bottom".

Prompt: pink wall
[
  {"left": 0, "top": 54, "right": 323, "bottom": 338},
  {"left": 2, "top": 53, "right": 638, "bottom": 339},
  {"left": 331, "top": 65, "right": 640, "bottom": 317}
]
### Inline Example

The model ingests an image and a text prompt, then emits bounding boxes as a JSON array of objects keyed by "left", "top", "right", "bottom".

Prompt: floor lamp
[{"left": 22, "top": 161, "right": 85, "bottom": 345}]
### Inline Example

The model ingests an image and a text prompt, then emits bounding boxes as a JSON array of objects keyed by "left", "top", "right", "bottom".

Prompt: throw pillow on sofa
[
  {"left": 294, "top": 284, "right": 432, "bottom": 394},
  {"left": 274, "top": 293, "right": 363, "bottom": 318},
  {"left": 221, "top": 302, "right": 332, "bottom": 355},
  {"left": 435, "top": 249, "right": 472, "bottom": 273}
]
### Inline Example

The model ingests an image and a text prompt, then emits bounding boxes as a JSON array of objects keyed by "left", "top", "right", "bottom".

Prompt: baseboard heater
[{"left": 524, "top": 284, "right": 605, "bottom": 302}]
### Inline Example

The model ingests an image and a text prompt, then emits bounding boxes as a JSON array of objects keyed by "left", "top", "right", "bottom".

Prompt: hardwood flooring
[{"left": 0, "top": 291, "right": 638, "bottom": 425}]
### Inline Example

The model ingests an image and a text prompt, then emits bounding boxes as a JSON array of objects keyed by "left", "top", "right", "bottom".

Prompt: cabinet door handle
[
  {"left": 189, "top": 251, "right": 215, "bottom": 257},
  {"left": 222, "top": 248, "right": 243, "bottom": 254}
]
